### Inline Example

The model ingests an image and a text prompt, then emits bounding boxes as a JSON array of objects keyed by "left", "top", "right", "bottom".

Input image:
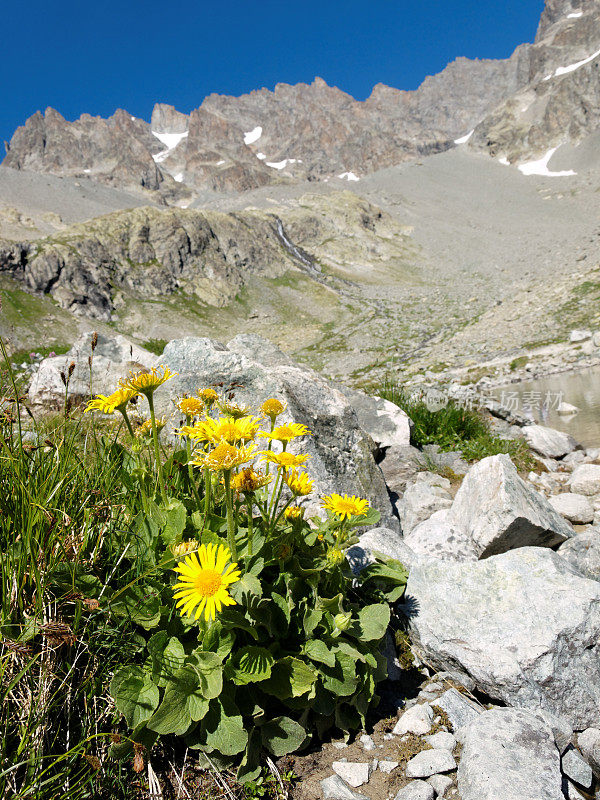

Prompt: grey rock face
[
  {"left": 397, "top": 480, "right": 452, "bottom": 535},
  {"left": 405, "top": 510, "right": 478, "bottom": 562},
  {"left": 28, "top": 331, "right": 157, "bottom": 406},
  {"left": 562, "top": 748, "right": 593, "bottom": 789},
  {"left": 448, "top": 454, "right": 573, "bottom": 557},
  {"left": 426, "top": 774, "right": 453, "bottom": 797},
  {"left": 393, "top": 782, "right": 435, "bottom": 800},
  {"left": 424, "top": 732, "right": 457, "bottom": 751},
  {"left": 393, "top": 703, "right": 434, "bottom": 736},
  {"left": 523, "top": 425, "right": 579, "bottom": 459},
  {"left": 156, "top": 336, "right": 398, "bottom": 529},
  {"left": 577, "top": 727, "right": 600, "bottom": 777},
  {"left": 457, "top": 708, "right": 563, "bottom": 800},
  {"left": 321, "top": 775, "right": 369, "bottom": 800},
  {"left": 346, "top": 527, "right": 416, "bottom": 575},
  {"left": 405, "top": 749, "right": 457, "bottom": 778},
  {"left": 570, "top": 464, "right": 600, "bottom": 496},
  {"left": 404, "top": 547, "right": 600, "bottom": 729},
  {"left": 558, "top": 529, "right": 600, "bottom": 580},
  {"left": 338, "top": 386, "right": 412, "bottom": 450},
  {"left": 548, "top": 492, "right": 594, "bottom": 524},
  {"left": 331, "top": 762, "right": 372, "bottom": 788},
  {"left": 432, "top": 689, "right": 482, "bottom": 732}
]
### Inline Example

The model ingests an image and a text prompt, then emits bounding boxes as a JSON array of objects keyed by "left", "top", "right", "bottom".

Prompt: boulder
[
  {"left": 338, "top": 386, "right": 412, "bottom": 449},
  {"left": 570, "top": 330, "right": 592, "bottom": 343},
  {"left": 405, "top": 510, "right": 478, "bottom": 562},
  {"left": 28, "top": 332, "right": 157, "bottom": 406},
  {"left": 577, "top": 728, "right": 600, "bottom": 777},
  {"left": 570, "top": 464, "right": 600, "bottom": 496},
  {"left": 405, "top": 749, "right": 456, "bottom": 779},
  {"left": 558, "top": 402, "right": 579, "bottom": 416},
  {"left": 403, "top": 548, "right": 600, "bottom": 729},
  {"left": 548, "top": 493, "right": 594, "bottom": 524},
  {"left": 378, "top": 445, "right": 423, "bottom": 495},
  {"left": 447, "top": 455, "right": 573, "bottom": 557},
  {"left": 432, "top": 689, "right": 482, "bottom": 732},
  {"left": 321, "top": 775, "right": 369, "bottom": 800},
  {"left": 457, "top": 708, "right": 563, "bottom": 800},
  {"left": 561, "top": 749, "right": 593, "bottom": 790},
  {"left": 393, "top": 703, "right": 433, "bottom": 736},
  {"left": 396, "top": 479, "right": 452, "bottom": 535},
  {"left": 155, "top": 337, "right": 399, "bottom": 529},
  {"left": 558, "top": 529, "right": 600, "bottom": 581},
  {"left": 393, "top": 782, "right": 435, "bottom": 800},
  {"left": 424, "top": 732, "right": 457, "bottom": 751},
  {"left": 523, "top": 424, "right": 578, "bottom": 459},
  {"left": 331, "top": 762, "right": 372, "bottom": 788},
  {"left": 346, "top": 527, "right": 418, "bottom": 575}
]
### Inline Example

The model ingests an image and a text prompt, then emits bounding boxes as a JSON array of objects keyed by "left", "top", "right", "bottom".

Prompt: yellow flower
[
  {"left": 284, "top": 505, "right": 304, "bottom": 521},
  {"left": 192, "top": 442, "right": 255, "bottom": 472},
  {"left": 284, "top": 469, "right": 314, "bottom": 497},
  {"left": 170, "top": 540, "right": 198, "bottom": 558},
  {"left": 231, "top": 467, "right": 271, "bottom": 494},
  {"left": 326, "top": 547, "right": 345, "bottom": 566},
  {"left": 200, "top": 415, "right": 261, "bottom": 444},
  {"left": 321, "top": 493, "right": 370, "bottom": 521},
  {"left": 176, "top": 397, "right": 205, "bottom": 418},
  {"left": 135, "top": 416, "right": 167, "bottom": 438},
  {"left": 120, "top": 366, "right": 177, "bottom": 396},
  {"left": 218, "top": 400, "right": 251, "bottom": 419},
  {"left": 172, "top": 543, "right": 241, "bottom": 621},
  {"left": 199, "top": 387, "right": 219, "bottom": 406},
  {"left": 260, "top": 451, "right": 311, "bottom": 471},
  {"left": 261, "top": 423, "right": 312, "bottom": 443},
  {"left": 85, "top": 387, "right": 139, "bottom": 414},
  {"left": 260, "top": 398, "right": 286, "bottom": 422},
  {"left": 333, "top": 612, "right": 352, "bottom": 631}
]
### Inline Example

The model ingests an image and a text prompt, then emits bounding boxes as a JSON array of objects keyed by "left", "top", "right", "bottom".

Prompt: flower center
[{"left": 194, "top": 568, "right": 223, "bottom": 597}]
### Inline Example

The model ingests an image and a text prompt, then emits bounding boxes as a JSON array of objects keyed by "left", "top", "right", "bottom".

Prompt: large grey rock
[
  {"left": 321, "top": 775, "right": 369, "bottom": 800},
  {"left": 346, "top": 527, "right": 417, "bottom": 575},
  {"left": 570, "top": 464, "right": 600, "bottom": 496},
  {"left": 378, "top": 445, "right": 423, "bottom": 494},
  {"left": 405, "top": 749, "right": 456, "bottom": 778},
  {"left": 426, "top": 774, "right": 453, "bottom": 797},
  {"left": 156, "top": 337, "right": 398, "bottom": 529},
  {"left": 338, "top": 386, "right": 412, "bottom": 450},
  {"left": 393, "top": 782, "right": 434, "bottom": 800},
  {"left": 424, "top": 731, "right": 456, "bottom": 751},
  {"left": 448, "top": 454, "right": 573, "bottom": 557},
  {"left": 393, "top": 703, "right": 434, "bottom": 736},
  {"left": 523, "top": 425, "right": 578, "bottom": 459},
  {"left": 404, "top": 548, "right": 600, "bottom": 729},
  {"left": 457, "top": 708, "right": 563, "bottom": 800},
  {"left": 548, "top": 493, "right": 594, "bottom": 524},
  {"left": 558, "top": 529, "right": 600, "bottom": 580},
  {"left": 577, "top": 728, "right": 600, "bottom": 777},
  {"left": 331, "top": 762, "right": 372, "bottom": 788},
  {"left": 28, "top": 332, "right": 157, "bottom": 405},
  {"left": 397, "top": 480, "right": 452, "bottom": 535},
  {"left": 432, "top": 689, "right": 482, "bottom": 732},
  {"left": 562, "top": 749, "right": 593, "bottom": 790},
  {"left": 405, "top": 510, "right": 477, "bottom": 562}
]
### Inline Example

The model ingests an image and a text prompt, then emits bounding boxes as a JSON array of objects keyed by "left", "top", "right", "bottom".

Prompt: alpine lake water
[{"left": 495, "top": 365, "right": 600, "bottom": 449}]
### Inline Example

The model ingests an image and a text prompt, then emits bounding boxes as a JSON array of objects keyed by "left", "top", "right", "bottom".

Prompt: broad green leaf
[
  {"left": 160, "top": 499, "right": 187, "bottom": 546},
  {"left": 50, "top": 564, "right": 102, "bottom": 598},
  {"left": 352, "top": 604, "right": 390, "bottom": 641},
  {"left": 110, "top": 584, "right": 161, "bottom": 630},
  {"left": 346, "top": 507, "right": 381, "bottom": 528},
  {"left": 237, "top": 729, "right": 262, "bottom": 784},
  {"left": 303, "top": 640, "right": 336, "bottom": 668},
  {"left": 320, "top": 652, "right": 359, "bottom": 697},
  {"left": 261, "top": 716, "right": 306, "bottom": 757},
  {"left": 187, "top": 651, "right": 223, "bottom": 700},
  {"left": 147, "top": 632, "right": 186, "bottom": 687},
  {"left": 188, "top": 695, "right": 248, "bottom": 756},
  {"left": 110, "top": 666, "right": 159, "bottom": 729},
  {"left": 201, "top": 623, "right": 235, "bottom": 661},
  {"left": 230, "top": 646, "right": 274, "bottom": 685},
  {"left": 303, "top": 607, "right": 322, "bottom": 636},
  {"left": 147, "top": 663, "right": 210, "bottom": 736},
  {"left": 261, "top": 657, "right": 317, "bottom": 700},
  {"left": 229, "top": 573, "right": 262, "bottom": 603}
]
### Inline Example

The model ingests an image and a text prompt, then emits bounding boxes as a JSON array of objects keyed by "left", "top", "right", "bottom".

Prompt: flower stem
[
  {"left": 247, "top": 496, "right": 254, "bottom": 557},
  {"left": 147, "top": 394, "right": 166, "bottom": 502},
  {"left": 204, "top": 467, "right": 211, "bottom": 516},
  {"left": 119, "top": 408, "right": 135, "bottom": 439},
  {"left": 223, "top": 470, "right": 237, "bottom": 559}
]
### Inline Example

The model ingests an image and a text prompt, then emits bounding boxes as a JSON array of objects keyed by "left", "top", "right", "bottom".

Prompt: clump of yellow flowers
[{"left": 87, "top": 375, "right": 373, "bottom": 623}]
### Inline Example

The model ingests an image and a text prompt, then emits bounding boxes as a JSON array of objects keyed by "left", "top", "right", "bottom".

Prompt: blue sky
[{"left": 2, "top": 0, "right": 544, "bottom": 144}]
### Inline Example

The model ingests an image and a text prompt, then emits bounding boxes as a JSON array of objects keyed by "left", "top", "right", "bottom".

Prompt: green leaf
[
  {"left": 303, "top": 640, "right": 336, "bottom": 668},
  {"left": 147, "top": 663, "right": 210, "bottom": 736},
  {"left": 303, "top": 607, "right": 322, "bottom": 636},
  {"left": 160, "top": 499, "right": 187, "bottom": 546},
  {"left": 50, "top": 564, "right": 102, "bottom": 598},
  {"left": 187, "top": 651, "right": 223, "bottom": 700},
  {"left": 261, "top": 716, "right": 306, "bottom": 757},
  {"left": 261, "top": 657, "right": 317, "bottom": 700},
  {"left": 188, "top": 695, "right": 248, "bottom": 756},
  {"left": 346, "top": 507, "right": 381, "bottom": 528},
  {"left": 230, "top": 646, "right": 275, "bottom": 685},
  {"left": 201, "top": 623, "right": 235, "bottom": 661},
  {"left": 229, "top": 573, "right": 262, "bottom": 603},
  {"left": 237, "top": 729, "right": 262, "bottom": 784},
  {"left": 219, "top": 608, "right": 259, "bottom": 640},
  {"left": 352, "top": 604, "right": 390, "bottom": 641},
  {"left": 110, "top": 584, "right": 161, "bottom": 630},
  {"left": 320, "top": 652, "right": 359, "bottom": 697},
  {"left": 147, "top": 632, "right": 186, "bottom": 687},
  {"left": 110, "top": 666, "right": 159, "bottom": 729}
]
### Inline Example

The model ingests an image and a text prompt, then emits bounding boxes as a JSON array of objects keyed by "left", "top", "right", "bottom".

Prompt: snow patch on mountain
[
  {"left": 544, "top": 48, "right": 600, "bottom": 79},
  {"left": 152, "top": 131, "right": 188, "bottom": 149},
  {"left": 244, "top": 126, "right": 262, "bottom": 145},
  {"left": 455, "top": 129, "right": 474, "bottom": 144},
  {"left": 338, "top": 172, "right": 360, "bottom": 181},
  {"left": 517, "top": 146, "right": 576, "bottom": 177},
  {"left": 266, "top": 158, "right": 301, "bottom": 170},
  {"left": 567, "top": 10, "right": 583, "bottom": 17}
]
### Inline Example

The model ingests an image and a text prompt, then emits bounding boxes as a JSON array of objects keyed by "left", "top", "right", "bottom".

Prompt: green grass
[
  {"left": 141, "top": 338, "right": 168, "bottom": 356},
  {"left": 377, "top": 379, "right": 535, "bottom": 471},
  {"left": 509, "top": 355, "right": 529, "bottom": 372}
]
